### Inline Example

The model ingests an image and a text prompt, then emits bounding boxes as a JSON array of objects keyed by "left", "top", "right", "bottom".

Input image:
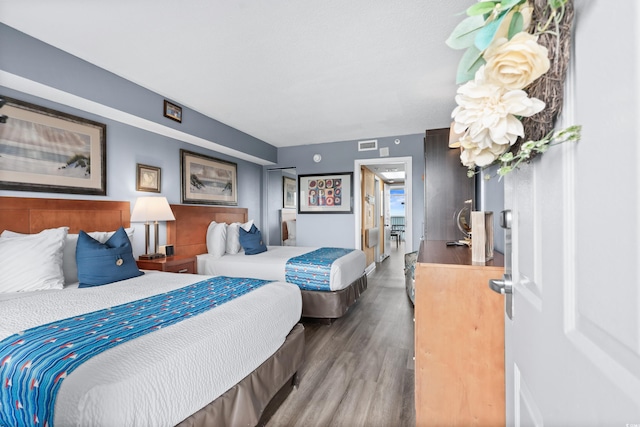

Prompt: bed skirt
[
  {"left": 176, "top": 322, "right": 305, "bottom": 427},
  {"left": 301, "top": 273, "right": 368, "bottom": 319}
]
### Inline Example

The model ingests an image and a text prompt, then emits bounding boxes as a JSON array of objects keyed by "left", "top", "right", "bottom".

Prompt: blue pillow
[
  {"left": 239, "top": 224, "right": 267, "bottom": 255},
  {"left": 76, "top": 226, "right": 144, "bottom": 287}
]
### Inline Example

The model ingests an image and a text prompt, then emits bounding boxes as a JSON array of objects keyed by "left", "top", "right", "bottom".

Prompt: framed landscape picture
[
  {"left": 298, "top": 172, "right": 353, "bottom": 214},
  {"left": 0, "top": 96, "right": 107, "bottom": 195},
  {"left": 283, "top": 176, "right": 297, "bottom": 209},
  {"left": 180, "top": 149, "right": 238, "bottom": 205}
]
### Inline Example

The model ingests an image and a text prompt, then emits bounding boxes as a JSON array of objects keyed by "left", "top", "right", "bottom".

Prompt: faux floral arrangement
[{"left": 447, "top": 0, "right": 581, "bottom": 178}]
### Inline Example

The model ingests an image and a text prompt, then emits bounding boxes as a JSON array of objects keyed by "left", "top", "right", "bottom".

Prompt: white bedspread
[
  {"left": 0, "top": 271, "right": 302, "bottom": 427},
  {"left": 197, "top": 246, "right": 366, "bottom": 291}
]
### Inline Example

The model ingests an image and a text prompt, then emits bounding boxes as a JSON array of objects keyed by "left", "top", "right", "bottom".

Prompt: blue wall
[
  {"left": 1, "top": 23, "right": 429, "bottom": 256},
  {"left": 0, "top": 24, "right": 272, "bottom": 257},
  {"left": 271, "top": 134, "right": 425, "bottom": 251}
]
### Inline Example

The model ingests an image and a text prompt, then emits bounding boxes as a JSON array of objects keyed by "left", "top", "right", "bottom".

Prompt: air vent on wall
[{"left": 358, "top": 139, "right": 378, "bottom": 151}]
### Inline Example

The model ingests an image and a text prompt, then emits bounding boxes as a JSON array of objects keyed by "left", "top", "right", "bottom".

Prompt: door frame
[{"left": 353, "top": 157, "right": 412, "bottom": 252}]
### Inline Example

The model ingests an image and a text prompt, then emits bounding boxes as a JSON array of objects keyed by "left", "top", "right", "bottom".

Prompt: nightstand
[{"left": 136, "top": 255, "right": 197, "bottom": 274}]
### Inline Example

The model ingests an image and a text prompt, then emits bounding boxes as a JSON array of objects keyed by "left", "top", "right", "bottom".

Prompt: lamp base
[{"left": 138, "top": 253, "right": 166, "bottom": 260}]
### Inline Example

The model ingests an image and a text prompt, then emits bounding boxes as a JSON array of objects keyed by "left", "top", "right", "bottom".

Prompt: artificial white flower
[
  {"left": 459, "top": 133, "right": 510, "bottom": 168},
  {"left": 484, "top": 32, "right": 550, "bottom": 90},
  {"left": 452, "top": 66, "right": 545, "bottom": 149}
]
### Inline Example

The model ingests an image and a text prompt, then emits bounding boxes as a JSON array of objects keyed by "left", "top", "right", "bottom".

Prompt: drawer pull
[{"left": 177, "top": 268, "right": 189, "bottom": 273}]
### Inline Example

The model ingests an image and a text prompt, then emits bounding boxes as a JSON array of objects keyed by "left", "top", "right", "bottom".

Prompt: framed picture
[
  {"left": 298, "top": 172, "right": 353, "bottom": 214},
  {"left": 136, "top": 163, "right": 161, "bottom": 193},
  {"left": 163, "top": 100, "right": 182, "bottom": 123},
  {"left": 0, "top": 96, "right": 107, "bottom": 195},
  {"left": 180, "top": 149, "right": 237, "bottom": 205},
  {"left": 283, "top": 176, "right": 297, "bottom": 209}
]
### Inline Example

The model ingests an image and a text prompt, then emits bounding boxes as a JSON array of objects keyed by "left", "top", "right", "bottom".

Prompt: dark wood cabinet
[{"left": 424, "top": 128, "right": 475, "bottom": 240}]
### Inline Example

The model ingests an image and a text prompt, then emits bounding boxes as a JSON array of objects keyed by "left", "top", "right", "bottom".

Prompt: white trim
[
  {"left": 0, "top": 70, "right": 275, "bottom": 166},
  {"left": 353, "top": 156, "right": 412, "bottom": 252}
]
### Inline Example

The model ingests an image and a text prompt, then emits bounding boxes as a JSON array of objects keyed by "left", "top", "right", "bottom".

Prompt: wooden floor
[{"left": 267, "top": 243, "right": 416, "bottom": 427}]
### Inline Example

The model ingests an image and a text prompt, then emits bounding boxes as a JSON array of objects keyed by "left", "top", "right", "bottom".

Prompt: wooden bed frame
[
  {"left": 0, "top": 196, "right": 303, "bottom": 427},
  {"left": 167, "top": 203, "right": 367, "bottom": 320},
  {"left": 167, "top": 204, "right": 248, "bottom": 257}
]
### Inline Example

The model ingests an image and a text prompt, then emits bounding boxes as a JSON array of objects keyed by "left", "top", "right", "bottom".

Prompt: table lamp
[{"left": 130, "top": 196, "right": 175, "bottom": 259}]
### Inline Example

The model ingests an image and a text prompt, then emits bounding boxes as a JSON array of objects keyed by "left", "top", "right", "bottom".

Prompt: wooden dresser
[{"left": 415, "top": 240, "right": 505, "bottom": 427}]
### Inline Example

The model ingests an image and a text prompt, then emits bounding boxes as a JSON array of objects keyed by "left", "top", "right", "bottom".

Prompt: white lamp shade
[{"left": 130, "top": 196, "right": 175, "bottom": 222}]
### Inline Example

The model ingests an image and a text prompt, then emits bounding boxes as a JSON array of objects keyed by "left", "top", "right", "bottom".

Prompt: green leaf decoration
[
  {"left": 466, "top": 1, "right": 496, "bottom": 16},
  {"left": 474, "top": 12, "right": 505, "bottom": 51},
  {"left": 456, "top": 45, "right": 485, "bottom": 84},
  {"left": 507, "top": 11, "right": 524, "bottom": 39},
  {"left": 547, "top": 0, "right": 567, "bottom": 9},
  {"left": 498, "top": 0, "right": 527, "bottom": 11},
  {"left": 446, "top": 15, "right": 486, "bottom": 50}
]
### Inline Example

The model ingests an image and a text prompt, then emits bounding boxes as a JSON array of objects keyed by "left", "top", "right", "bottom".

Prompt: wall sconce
[
  {"left": 130, "top": 196, "right": 175, "bottom": 259},
  {"left": 449, "top": 121, "right": 463, "bottom": 149}
]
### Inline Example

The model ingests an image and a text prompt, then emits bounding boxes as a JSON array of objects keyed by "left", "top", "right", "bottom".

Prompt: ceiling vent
[{"left": 358, "top": 139, "right": 378, "bottom": 151}]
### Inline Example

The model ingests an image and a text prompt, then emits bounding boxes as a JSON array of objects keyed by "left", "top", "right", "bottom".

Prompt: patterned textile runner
[
  {"left": 0, "top": 276, "right": 271, "bottom": 427},
  {"left": 285, "top": 247, "right": 354, "bottom": 291}
]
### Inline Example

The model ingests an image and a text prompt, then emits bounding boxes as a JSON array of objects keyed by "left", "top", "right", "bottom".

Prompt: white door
[{"left": 496, "top": 2, "right": 640, "bottom": 425}]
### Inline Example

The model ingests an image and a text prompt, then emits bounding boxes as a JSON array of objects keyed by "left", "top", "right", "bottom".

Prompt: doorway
[{"left": 354, "top": 157, "right": 412, "bottom": 254}]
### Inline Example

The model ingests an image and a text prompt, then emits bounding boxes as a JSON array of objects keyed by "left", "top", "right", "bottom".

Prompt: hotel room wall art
[
  {"left": 180, "top": 149, "right": 238, "bottom": 205},
  {"left": 0, "top": 96, "right": 107, "bottom": 195},
  {"left": 298, "top": 172, "right": 353, "bottom": 214},
  {"left": 163, "top": 100, "right": 182, "bottom": 123},
  {"left": 283, "top": 176, "right": 297, "bottom": 209},
  {"left": 136, "top": 163, "right": 161, "bottom": 193}
]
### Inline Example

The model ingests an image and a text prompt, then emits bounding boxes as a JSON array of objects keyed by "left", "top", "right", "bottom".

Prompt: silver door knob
[{"left": 489, "top": 276, "right": 513, "bottom": 295}]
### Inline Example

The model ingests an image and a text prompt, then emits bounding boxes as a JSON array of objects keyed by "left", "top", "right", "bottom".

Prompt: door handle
[
  {"left": 489, "top": 209, "right": 513, "bottom": 319},
  {"left": 489, "top": 275, "right": 512, "bottom": 295}
]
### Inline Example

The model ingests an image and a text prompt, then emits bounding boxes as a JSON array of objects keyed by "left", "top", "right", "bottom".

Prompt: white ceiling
[{"left": 0, "top": 0, "right": 467, "bottom": 148}]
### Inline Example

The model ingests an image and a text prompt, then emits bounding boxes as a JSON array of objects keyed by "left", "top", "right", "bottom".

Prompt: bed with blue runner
[
  {"left": 285, "top": 247, "right": 354, "bottom": 291},
  {"left": 0, "top": 276, "right": 271, "bottom": 427}
]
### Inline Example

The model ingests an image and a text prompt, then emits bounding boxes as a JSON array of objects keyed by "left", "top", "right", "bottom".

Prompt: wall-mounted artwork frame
[
  {"left": 163, "top": 100, "right": 182, "bottom": 123},
  {"left": 298, "top": 172, "right": 353, "bottom": 214},
  {"left": 136, "top": 163, "right": 161, "bottom": 193},
  {"left": 180, "top": 149, "right": 238, "bottom": 205},
  {"left": 283, "top": 176, "right": 297, "bottom": 209},
  {"left": 0, "top": 96, "right": 107, "bottom": 195}
]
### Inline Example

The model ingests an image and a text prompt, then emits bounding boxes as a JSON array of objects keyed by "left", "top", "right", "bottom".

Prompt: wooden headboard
[
  {"left": 167, "top": 204, "right": 248, "bottom": 257},
  {"left": 0, "top": 196, "right": 130, "bottom": 234}
]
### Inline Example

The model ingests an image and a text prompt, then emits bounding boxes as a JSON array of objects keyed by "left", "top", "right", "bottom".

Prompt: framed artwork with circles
[{"left": 298, "top": 172, "right": 353, "bottom": 214}]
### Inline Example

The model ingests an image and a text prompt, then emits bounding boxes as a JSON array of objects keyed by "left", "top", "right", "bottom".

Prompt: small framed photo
[
  {"left": 283, "top": 176, "right": 297, "bottom": 209},
  {"left": 163, "top": 100, "right": 182, "bottom": 123},
  {"left": 136, "top": 163, "right": 161, "bottom": 193},
  {"left": 298, "top": 172, "right": 353, "bottom": 214}
]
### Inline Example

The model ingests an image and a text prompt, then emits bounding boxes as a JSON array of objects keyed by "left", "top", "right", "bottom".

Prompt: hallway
[{"left": 267, "top": 242, "right": 415, "bottom": 427}]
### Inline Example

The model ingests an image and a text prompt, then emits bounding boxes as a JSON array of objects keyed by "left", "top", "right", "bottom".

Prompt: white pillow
[
  {"left": 63, "top": 228, "right": 135, "bottom": 285},
  {"left": 0, "top": 227, "right": 68, "bottom": 292},
  {"left": 226, "top": 219, "right": 253, "bottom": 255},
  {"left": 286, "top": 220, "right": 297, "bottom": 239},
  {"left": 3, "top": 227, "right": 134, "bottom": 286},
  {"left": 206, "top": 221, "right": 227, "bottom": 258}
]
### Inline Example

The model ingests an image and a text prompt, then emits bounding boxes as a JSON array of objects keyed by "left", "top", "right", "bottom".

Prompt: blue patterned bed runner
[
  {"left": 285, "top": 247, "right": 354, "bottom": 291},
  {"left": 0, "top": 276, "right": 271, "bottom": 427}
]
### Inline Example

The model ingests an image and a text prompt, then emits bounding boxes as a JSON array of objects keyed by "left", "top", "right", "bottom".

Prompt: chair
[
  {"left": 391, "top": 224, "right": 404, "bottom": 247},
  {"left": 391, "top": 224, "right": 404, "bottom": 243}
]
